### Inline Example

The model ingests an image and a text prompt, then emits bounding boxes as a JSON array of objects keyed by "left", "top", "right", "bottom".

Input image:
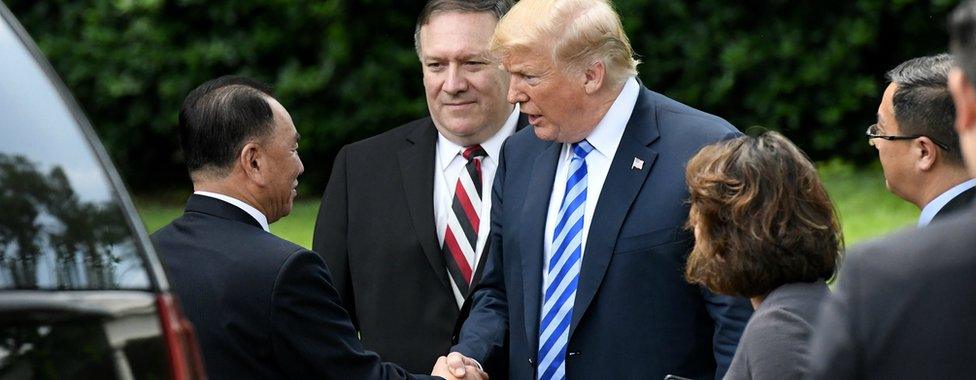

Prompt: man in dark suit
[
  {"left": 808, "top": 1, "right": 976, "bottom": 377},
  {"left": 312, "top": 0, "right": 524, "bottom": 373},
  {"left": 152, "top": 76, "right": 478, "bottom": 379},
  {"left": 445, "top": 1, "right": 753, "bottom": 379},
  {"left": 869, "top": 54, "right": 975, "bottom": 226}
]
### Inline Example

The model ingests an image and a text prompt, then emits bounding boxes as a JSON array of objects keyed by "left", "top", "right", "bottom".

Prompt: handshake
[{"left": 431, "top": 352, "right": 488, "bottom": 380}]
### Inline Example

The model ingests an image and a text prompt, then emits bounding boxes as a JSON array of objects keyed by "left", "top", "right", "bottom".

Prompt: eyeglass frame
[{"left": 865, "top": 123, "right": 951, "bottom": 151}]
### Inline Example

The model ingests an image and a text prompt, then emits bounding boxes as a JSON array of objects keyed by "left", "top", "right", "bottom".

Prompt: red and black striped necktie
[{"left": 442, "top": 145, "right": 487, "bottom": 295}]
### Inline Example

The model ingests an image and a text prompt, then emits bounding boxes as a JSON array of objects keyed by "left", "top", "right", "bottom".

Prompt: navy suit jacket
[
  {"left": 452, "top": 86, "right": 753, "bottom": 379},
  {"left": 152, "top": 195, "right": 434, "bottom": 380}
]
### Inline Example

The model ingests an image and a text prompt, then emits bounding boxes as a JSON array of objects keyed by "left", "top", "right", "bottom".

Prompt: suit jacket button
[
  {"left": 528, "top": 358, "right": 536, "bottom": 366},
  {"left": 567, "top": 351, "right": 581, "bottom": 357}
]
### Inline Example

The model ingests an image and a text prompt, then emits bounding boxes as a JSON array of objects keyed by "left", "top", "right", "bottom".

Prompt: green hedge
[{"left": 7, "top": 0, "right": 959, "bottom": 193}]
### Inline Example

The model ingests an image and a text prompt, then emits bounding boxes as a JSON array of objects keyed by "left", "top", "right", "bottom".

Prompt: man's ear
[
  {"left": 950, "top": 68, "right": 976, "bottom": 136},
  {"left": 914, "top": 137, "right": 938, "bottom": 171},
  {"left": 583, "top": 60, "right": 606, "bottom": 95},
  {"left": 239, "top": 141, "right": 268, "bottom": 186}
]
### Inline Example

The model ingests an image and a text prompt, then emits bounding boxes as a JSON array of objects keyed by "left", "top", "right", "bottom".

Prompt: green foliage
[
  {"left": 622, "top": 0, "right": 955, "bottom": 162},
  {"left": 5, "top": 0, "right": 960, "bottom": 192},
  {"left": 137, "top": 161, "right": 919, "bottom": 249},
  {"left": 8, "top": 0, "right": 428, "bottom": 192},
  {"left": 817, "top": 159, "right": 917, "bottom": 244}
]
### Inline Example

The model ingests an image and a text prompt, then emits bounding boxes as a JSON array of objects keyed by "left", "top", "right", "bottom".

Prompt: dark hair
[
  {"left": 413, "top": 0, "right": 515, "bottom": 56},
  {"left": 178, "top": 75, "right": 275, "bottom": 176},
  {"left": 684, "top": 131, "right": 843, "bottom": 298},
  {"left": 886, "top": 54, "right": 962, "bottom": 164},
  {"left": 951, "top": 1, "right": 976, "bottom": 87}
]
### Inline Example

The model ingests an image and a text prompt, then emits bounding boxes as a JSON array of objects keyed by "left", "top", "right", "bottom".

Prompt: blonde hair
[{"left": 490, "top": 0, "right": 639, "bottom": 85}]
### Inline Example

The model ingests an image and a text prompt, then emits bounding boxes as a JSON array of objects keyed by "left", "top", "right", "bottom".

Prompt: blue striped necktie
[{"left": 538, "top": 140, "right": 593, "bottom": 380}]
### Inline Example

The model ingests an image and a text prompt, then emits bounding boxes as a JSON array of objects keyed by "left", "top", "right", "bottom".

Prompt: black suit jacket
[
  {"left": 153, "top": 195, "right": 433, "bottom": 380},
  {"left": 809, "top": 204, "right": 976, "bottom": 379},
  {"left": 313, "top": 116, "right": 525, "bottom": 373},
  {"left": 932, "top": 184, "right": 976, "bottom": 222}
]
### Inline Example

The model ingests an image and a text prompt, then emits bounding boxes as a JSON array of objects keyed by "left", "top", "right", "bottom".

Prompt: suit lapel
[
  {"left": 570, "top": 88, "right": 660, "bottom": 336},
  {"left": 521, "top": 141, "right": 560, "bottom": 352},
  {"left": 935, "top": 185, "right": 976, "bottom": 221},
  {"left": 469, "top": 114, "right": 531, "bottom": 290},
  {"left": 397, "top": 121, "right": 452, "bottom": 292}
]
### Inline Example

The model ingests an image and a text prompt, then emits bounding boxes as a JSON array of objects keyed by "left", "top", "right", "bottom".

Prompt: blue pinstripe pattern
[{"left": 538, "top": 140, "right": 593, "bottom": 380}]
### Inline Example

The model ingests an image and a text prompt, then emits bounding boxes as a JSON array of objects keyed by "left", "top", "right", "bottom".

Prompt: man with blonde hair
[{"left": 445, "top": 0, "right": 753, "bottom": 379}]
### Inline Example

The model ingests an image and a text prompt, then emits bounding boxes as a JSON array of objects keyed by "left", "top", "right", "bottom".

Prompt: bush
[
  {"left": 623, "top": 0, "right": 956, "bottom": 160},
  {"left": 6, "top": 0, "right": 959, "bottom": 193}
]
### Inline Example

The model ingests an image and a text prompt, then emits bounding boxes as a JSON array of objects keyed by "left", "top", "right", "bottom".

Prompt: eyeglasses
[{"left": 865, "top": 124, "right": 950, "bottom": 151}]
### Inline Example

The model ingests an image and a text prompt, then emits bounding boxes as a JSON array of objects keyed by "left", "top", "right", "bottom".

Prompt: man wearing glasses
[{"left": 869, "top": 53, "right": 976, "bottom": 226}]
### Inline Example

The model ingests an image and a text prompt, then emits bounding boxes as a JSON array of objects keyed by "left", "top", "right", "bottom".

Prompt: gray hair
[
  {"left": 886, "top": 54, "right": 962, "bottom": 164},
  {"left": 413, "top": 0, "right": 515, "bottom": 57}
]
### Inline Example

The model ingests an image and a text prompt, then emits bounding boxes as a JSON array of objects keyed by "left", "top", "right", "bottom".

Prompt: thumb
[{"left": 446, "top": 352, "right": 469, "bottom": 377}]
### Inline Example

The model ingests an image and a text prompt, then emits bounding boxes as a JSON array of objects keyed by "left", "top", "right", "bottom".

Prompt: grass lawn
[
  {"left": 137, "top": 197, "right": 322, "bottom": 248},
  {"left": 817, "top": 160, "right": 919, "bottom": 245},
  {"left": 136, "top": 161, "right": 919, "bottom": 250}
]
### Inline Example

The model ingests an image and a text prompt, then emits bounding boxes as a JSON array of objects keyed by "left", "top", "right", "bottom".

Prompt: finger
[
  {"left": 446, "top": 352, "right": 467, "bottom": 377},
  {"left": 465, "top": 365, "right": 488, "bottom": 380}
]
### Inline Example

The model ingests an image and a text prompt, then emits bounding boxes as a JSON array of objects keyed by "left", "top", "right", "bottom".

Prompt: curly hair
[{"left": 684, "top": 131, "right": 843, "bottom": 298}]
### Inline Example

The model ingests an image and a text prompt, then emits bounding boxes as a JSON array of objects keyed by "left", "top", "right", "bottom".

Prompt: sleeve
[
  {"left": 451, "top": 140, "right": 510, "bottom": 365},
  {"left": 808, "top": 249, "right": 865, "bottom": 380},
  {"left": 269, "top": 249, "right": 436, "bottom": 380},
  {"left": 702, "top": 289, "right": 754, "bottom": 379},
  {"left": 312, "top": 146, "right": 357, "bottom": 329},
  {"left": 737, "top": 309, "right": 817, "bottom": 380}
]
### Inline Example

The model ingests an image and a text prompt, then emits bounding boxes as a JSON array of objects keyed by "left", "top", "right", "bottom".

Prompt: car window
[
  {"left": 0, "top": 15, "right": 150, "bottom": 290},
  {"left": 0, "top": 314, "right": 169, "bottom": 378}
]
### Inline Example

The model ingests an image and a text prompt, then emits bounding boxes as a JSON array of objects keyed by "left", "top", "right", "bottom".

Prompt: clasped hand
[{"left": 431, "top": 352, "right": 488, "bottom": 380}]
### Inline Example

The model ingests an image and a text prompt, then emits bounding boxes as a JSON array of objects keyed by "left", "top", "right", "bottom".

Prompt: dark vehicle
[{"left": 0, "top": 3, "right": 204, "bottom": 379}]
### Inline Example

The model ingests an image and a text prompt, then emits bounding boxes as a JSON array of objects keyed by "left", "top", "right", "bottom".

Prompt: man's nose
[
  {"left": 443, "top": 65, "right": 468, "bottom": 95},
  {"left": 507, "top": 77, "right": 524, "bottom": 104}
]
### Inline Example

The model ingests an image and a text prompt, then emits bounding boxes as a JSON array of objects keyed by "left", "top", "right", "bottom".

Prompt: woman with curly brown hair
[{"left": 684, "top": 131, "right": 843, "bottom": 380}]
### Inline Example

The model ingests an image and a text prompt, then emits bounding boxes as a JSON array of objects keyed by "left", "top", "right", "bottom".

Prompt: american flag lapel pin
[{"left": 632, "top": 157, "right": 644, "bottom": 170}]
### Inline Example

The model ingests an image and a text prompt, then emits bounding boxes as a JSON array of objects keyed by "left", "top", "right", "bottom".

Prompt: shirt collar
[
  {"left": 193, "top": 191, "right": 270, "bottom": 232},
  {"left": 918, "top": 178, "right": 976, "bottom": 226},
  {"left": 573, "top": 76, "right": 639, "bottom": 159},
  {"left": 436, "top": 103, "right": 520, "bottom": 170}
]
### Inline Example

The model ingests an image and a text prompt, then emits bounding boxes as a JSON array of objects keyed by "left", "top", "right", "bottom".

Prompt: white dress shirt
[
  {"left": 434, "top": 104, "right": 520, "bottom": 306},
  {"left": 194, "top": 191, "right": 270, "bottom": 232},
  {"left": 918, "top": 178, "right": 976, "bottom": 226},
  {"left": 542, "top": 77, "right": 639, "bottom": 284}
]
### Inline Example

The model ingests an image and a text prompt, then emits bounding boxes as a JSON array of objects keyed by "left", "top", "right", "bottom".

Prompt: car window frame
[{"left": 0, "top": 3, "right": 168, "bottom": 292}]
